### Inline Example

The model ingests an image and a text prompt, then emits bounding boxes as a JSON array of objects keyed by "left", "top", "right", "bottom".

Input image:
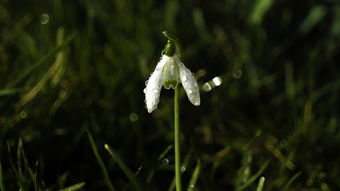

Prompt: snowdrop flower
[{"left": 144, "top": 39, "right": 200, "bottom": 113}]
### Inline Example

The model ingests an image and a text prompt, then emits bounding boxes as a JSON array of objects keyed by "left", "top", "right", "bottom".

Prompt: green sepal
[{"left": 162, "top": 60, "right": 179, "bottom": 89}]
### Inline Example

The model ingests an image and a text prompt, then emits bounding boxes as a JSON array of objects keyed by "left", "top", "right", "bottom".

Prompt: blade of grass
[
  {"left": 56, "top": 172, "right": 70, "bottom": 189},
  {"left": 18, "top": 28, "right": 67, "bottom": 106},
  {"left": 256, "top": 177, "right": 265, "bottom": 191},
  {"left": 104, "top": 144, "right": 142, "bottom": 191},
  {"left": 238, "top": 159, "right": 271, "bottom": 191},
  {"left": 283, "top": 172, "right": 301, "bottom": 191},
  {"left": 6, "top": 33, "right": 74, "bottom": 89},
  {"left": 187, "top": 160, "right": 201, "bottom": 191},
  {"left": 86, "top": 129, "right": 116, "bottom": 191},
  {"left": 168, "top": 180, "right": 175, "bottom": 191},
  {"left": 169, "top": 150, "right": 192, "bottom": 191},
  {"left": 6, "top": 141, "right": 21, "bottom": 188},
  {"left": 158, "top": 145, "right": 173, "bottom": 161},
  {"left": 18, "top": 139, "right": 38, "bottom": 190},
  {"left": 0, "top": 88, "right": 25, "bottom": 97},
  {"left": 250, "top": 0, "right": 273, "bottom": 25},
  {"left": 0, "top": 159, "right": 5, "bottom": 191},
  {"left": 147, "top": 145, "right": 173, "bottom": 184},
  {"left": 59, "top": 182, "right": 85, "bottom": 191},
  {"left": 122, "top": 167, "right": 143, "bottom": 191},
  {"left": 16, "top": 139, "right": 23, "bottom": 188}
]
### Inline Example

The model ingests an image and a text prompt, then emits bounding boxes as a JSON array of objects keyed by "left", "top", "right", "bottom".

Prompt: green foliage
[{"left": 1, "top": 0, "right": 340, "bottom": 190}]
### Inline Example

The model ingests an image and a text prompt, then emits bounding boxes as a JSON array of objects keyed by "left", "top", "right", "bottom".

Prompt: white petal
[
  {"left": 177, "top": 60, "right": 200, "bottom": 106},
  {"left": 144, "top": 56, "right": 169, "bottom": 113}
]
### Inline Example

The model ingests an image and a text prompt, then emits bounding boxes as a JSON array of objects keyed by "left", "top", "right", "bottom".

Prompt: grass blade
[
  {"left": 18, "top": 28, "right": 67, "bottom": 106},
  {"left": 7, "top": 33, "right": 74, "bottom": 89},
  {"left": 187, "top": 160, "right": 201, "bottom": 191},
  {"left": 6, "top": 141, "right": 23, "bottom": 189},
  {"left": 0, "top": 88, "right": 25, "bottom": 97},
  {"left": 238, "top": 159, "right": 270, "bottom": 191},
  {"left": 158, "top": 145, "right": 173, "bottom": 161},
  {"left": 256, "top": 177, "right": 265, "bottom": 191},
  {"left": 147, "top": 145, "right": 173, "bottom": 184},
  {"left": 59, "top": 182, "right": 85, "bottom": 191},
  {"left": 283, "top": 172, "right": 301, "bottom": 191},
  {"left": 0, "top": 159, "right": 5, "bottom": 191},
  {"left": 18, "top": 139, "right": 38, "bottom": 190},
  {"left": 104, "top": 144, "right": 142, "bottom": 191},
  {"left": 86, "top": 129, "right": 116, "bottom": 191},
  {"left": 169, "top": 150, "right": 192, "bottom": 191}
]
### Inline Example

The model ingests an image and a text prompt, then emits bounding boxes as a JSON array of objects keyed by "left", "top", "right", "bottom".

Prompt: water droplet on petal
[
  {"left": 182, "top": 75, "right": 187, "bottom": 82},
  {"left": 197, "top": 69, "right": 206, "bottom": 77},
  {"left": 153, "top": 89, "right": 158, "bottom": 93},
  {"left": 212, "top": 77, "right": 222, "bottom": 86},
  {"left": 187, "top": 89, "right": 193, "bottom": 94},
  {"left": 202, "top": 83, "right": 212, "bottom": 92},
  {"left": 145, "top": 80, "right": 149, "bottom": 85},
  {"left": 143, "top": 88, "right": 147, "bottom": 93}
]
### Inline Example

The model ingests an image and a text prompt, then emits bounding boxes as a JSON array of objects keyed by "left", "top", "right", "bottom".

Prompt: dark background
[{"left": 1, "top": 0, "right": 340, "bottom": 190}]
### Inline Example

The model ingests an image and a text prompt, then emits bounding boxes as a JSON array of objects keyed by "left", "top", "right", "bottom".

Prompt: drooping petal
[
  {"left": 144, "top": 56, "right": 168, "bottom": 113},
  {"left": 177, "top": 60, "right": 200, "bottom": 106}
]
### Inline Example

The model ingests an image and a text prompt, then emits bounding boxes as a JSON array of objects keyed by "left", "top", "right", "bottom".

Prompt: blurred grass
[{"left": 1, "top": 0, "right": 340, "bottom": 190}]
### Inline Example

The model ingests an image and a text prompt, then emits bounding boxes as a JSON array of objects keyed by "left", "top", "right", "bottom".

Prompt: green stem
[{"left": 174, "top": 86, "right": 182, "bottom": 191}]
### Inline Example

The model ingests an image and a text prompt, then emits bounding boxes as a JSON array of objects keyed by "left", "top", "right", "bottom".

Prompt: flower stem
[{"left": 174, "top": 86, "right": 182, "bottom": 191}]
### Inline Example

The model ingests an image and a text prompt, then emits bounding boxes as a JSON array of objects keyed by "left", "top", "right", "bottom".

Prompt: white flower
[{"left": 144, "top": 55, "right": 200, "bottom": 113}]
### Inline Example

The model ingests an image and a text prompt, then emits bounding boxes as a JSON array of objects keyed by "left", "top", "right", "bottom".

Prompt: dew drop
[
  {"left": 153, "top": 89, "right": 159, "bottom": 93},
  {"left": 202, "top": 83, "right": 212, "bottom": 92},
  {"left": 55, "top": 128, "right": 67, "bottom": 136},
  {"left": 197, "top": 69, "right": 206, "bottom": 77},
  {"left": 162, "top": 158, "right": 170, "bottom": 165},
  {"left": 189, "top": 184, "right": 195, "bottom": 188},
  {"left": 233, "top": 70, "right": 243, "bottom": 79},
  {"left": 19, "top": 111, "right": 27, "bottom": 119},
  {"left": 129, "top": 113, "right": 138, "bottom": 122},
  {"left": 187, "top": 89, "right": 193, "bottom": 94},
  {"left": 182, "top": 75, "right": 187, "bottom": 82},
  {"left": 40, "top": 13, "right": 49, "bottom": 25},
  {"left": 212, "top": 76, "right": 222, "bottom": 86},
  {"left": 143, "top": 88, "right": 147, "bottom": 93},
  {"left": 145, "top": 80, "right": 149, "bottom": 85},
  {"left": 181, "top": 166, "right": 186, "bottom": 173},
  {"left": 280, "top": 140, "right": 287, "bottom": 148},
  {"left": 59, "top": 90, "right": 67, "bottom": 98}
]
